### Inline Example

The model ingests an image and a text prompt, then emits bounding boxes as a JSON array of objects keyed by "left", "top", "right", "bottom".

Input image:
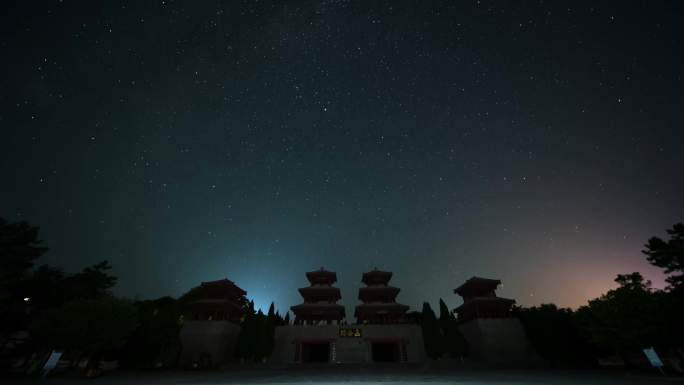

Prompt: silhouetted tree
[
  {"left": 0, "top": 218, "right": 48, "bottom": 333},
  {"left": 643, "top": 223, "right": 684, "bottom": 288},
  {"left": 515, "top": 304, "right": 595, "bottom": 367},
  {"left": 438, "top": 298, "right": 468, "bottom": 359},
  {"left": 30, "top": 296, "right": 137, "bottom": 368},
  {"left": 253, "top": 310, "right": 269, "bottom": 361},
  {"left": 234, "top": 302, "right": 280, "bottom": 362},
  {"left": 642, "top": 223, "right": 684, "bottom": 351},
  {"left": 574, "top": 273, "right": 665, "bottom": 363},
  {"left": 235, "top": 300, "right": 258, "bottom": 361},
  {"left": 614, "top": 272, "right": 649, "bottom": 290},
  {"left": 265, "top": 302, "right": 277, "bottom": 358},
  {"left": 61, "top": 260, "right": 117, "bottom": 300},
  {"left": 1, "top": 227, "right": 119, "bottom": 336},
  {"left": 283, "top": 311, "right": 290, "bottom": 325},
  {"left": 275, "top": 311, "right": 285, "bottom": 325},
  {"left": 0, "top": 218, "right": 48, "bottom": 284},
  {"left": 21, "top": 264, "right": 65, "bottom": 306},
  {"left": 421, "top": 302, "right": 443, "bottom": 359},
  {"left": 8, "top": 260, "right": 117, "bottom": 316},
  {"left": 122, "top": 297, "right": 182, "bottom": 368}
]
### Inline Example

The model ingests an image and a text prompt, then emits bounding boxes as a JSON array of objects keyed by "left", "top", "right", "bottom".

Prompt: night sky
[{"left": 2, "top": 1, "right": 683, "bottom": 316}]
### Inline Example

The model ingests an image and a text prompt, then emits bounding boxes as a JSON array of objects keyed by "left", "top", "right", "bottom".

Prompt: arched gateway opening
[
  {"left": 300, "top": 342, "right": 330, "bottom": 362},
  {"left": 371, "top": 341, "right": 400, "bottom": 362}
]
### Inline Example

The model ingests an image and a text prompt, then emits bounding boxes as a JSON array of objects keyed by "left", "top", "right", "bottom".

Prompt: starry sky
[{"left": 2, "top": 1, "right": 683, "bottom": 316}]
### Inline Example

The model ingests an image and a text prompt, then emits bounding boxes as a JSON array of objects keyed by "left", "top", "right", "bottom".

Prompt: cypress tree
[
  {"left": 438, "top": 298, "right": 468, "bottom": 359},
  {"left": 438, "top": 298, "right": 451, "bottom": 334},
  {"left": 235, "top": 300, "right": 257, "bottom": 361},
  {"left": 254, "top": 310, "right": 268, "bottom": 361},
  {"left": 265, "top": 302, "right": 277, "bottom": 359},
  {"left": 421, "top": 302, "right": 444, "bottom": 359}
]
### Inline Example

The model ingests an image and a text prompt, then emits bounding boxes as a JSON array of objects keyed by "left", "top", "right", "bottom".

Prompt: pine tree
[
  {"left": 0, "top": 218, "right": 48, "bottom": 284},
  {"left": 642, "top": 223, "right": 684, "bottom": 288},
  {"left": 0, "top": 218, "right": 48, "bottom": 332}
]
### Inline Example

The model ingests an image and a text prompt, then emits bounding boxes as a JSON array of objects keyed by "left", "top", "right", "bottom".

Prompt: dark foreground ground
[{"left": 4, "top": 366, "right": 682, "bottom": 385}]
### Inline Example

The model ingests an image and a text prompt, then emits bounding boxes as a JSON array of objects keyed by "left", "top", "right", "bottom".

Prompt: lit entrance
[
  {"left": 371, "top": 341, "right": 399, "bottom": 362},
  {"left": 301, "top": 342, "right": 330, "bottom": 362}
]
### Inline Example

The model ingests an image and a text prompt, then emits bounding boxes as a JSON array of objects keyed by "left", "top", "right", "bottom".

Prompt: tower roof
[
  {"left": 290, "top": 303, "right": 345, "bottom": 320},
  {"left": 454, "top": 276, "right": 501, "bottom": 297},
  {"left": 361, "top": 268, "right": 393, "bottom": 285},
  {"left": 199, "top": 278, "right": 247, "bottom": 296},
  {"left": 305, "top": 267, "right": 338, "bottom": 285},
  {"left": 298, "top": 286, "right": 342, "bottom": 301},
  {"left": 354, "top": 302, "right": 409, "bottom": 317},
  {"left": 358, "top": 286, "right": 400, "bottom": 301}
]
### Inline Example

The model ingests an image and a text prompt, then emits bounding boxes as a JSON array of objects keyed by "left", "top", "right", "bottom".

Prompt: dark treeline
[
  {"left": 0, "top": 217, "right": 288, "bottom": 373},
  {"left": 1, "top": 217, "right": 683, "bottom": 372},
  {"left": 514, "top": 224, "right": 684, "bottom": 368},
  {"left": 418, "top": 299, "right": 469, "bottom": 360},
  {"left": 398, "top": 224, "right": 684, "bottom": 368},
  {"left": 234, "top": 302, "right": 288, "bottom": 363}
]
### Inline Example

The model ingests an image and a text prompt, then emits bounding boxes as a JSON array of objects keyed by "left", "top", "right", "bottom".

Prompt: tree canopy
[
  {"left": 122, "top": 297, "right": 182, "bottom": 368},
  {"left": 515, "top": 304, "right": 594, "bottom": 367},
  {"left": 0, "top": 217, "right": 49, "bottom": 330},
  {"left": 234, "top": 301, "right": 284, "bottom": 362},
  {"left": 30, "top": 296, "right": 138, "bottom": 356},
  {"left": 438, "top": 298, "right": 468, "bottom": 359},
  {"left": 642, "top": 222, "right": 684, "bottom": 288},
  {"left": 420, "top": 302, "right": 443, "bottom": 360},
  {"left": 0, "top": 217, "right": 48, "bottom": 284},
  {"left": 574, "top": 273, "right": 665, "bottom": 357}
]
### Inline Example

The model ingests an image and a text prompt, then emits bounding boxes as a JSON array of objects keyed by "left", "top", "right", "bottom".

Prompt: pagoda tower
[
  {"left": 452, "top": 276, "right": 542, "bottom": 365},
  {"left": 184, "top": 278, "right": 247, "bottom": 322},
  {"left": 355, "top": 268, "right": 409, "bottom": 324},
  {"left": 179, "top": 278, "right": 247, "bottom": 368},
  {"left": 291, "top": 268, "right": 345, "bottom": 325},
  {"left": 453, "top": 276, "right": 515, "bottom": 322}
]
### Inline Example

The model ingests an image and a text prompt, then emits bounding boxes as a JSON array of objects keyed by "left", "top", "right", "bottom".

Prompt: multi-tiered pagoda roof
[
  {"left": 291, "top": 268, "right": 346, "bottom": 325},
  {"left": 355, "top": 268, "right": 409, "bottom": 324},
  {"left": 453, "top": 276, "right": 515, "bottom": 322},
  {"left": 184, "top": 278, "right": 247, "bottom": 322}
]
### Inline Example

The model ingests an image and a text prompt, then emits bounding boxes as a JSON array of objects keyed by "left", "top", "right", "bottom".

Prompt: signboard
[
  {"left": 643, "top": 347, "right": 664, "bottom": 367},
  {"left": 339, "top": 327, "right": 362, "bottom": 338},
  {"left": 42, "top": 350, "right": 62, "bottom": 376}
]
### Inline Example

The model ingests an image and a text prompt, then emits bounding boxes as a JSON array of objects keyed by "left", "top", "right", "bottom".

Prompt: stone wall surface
[
  {"left": 272, "top": 324, "right": 426, "bottom": 364},
  {"left": 458, "top": 318, "right": 544, "bottom": 366},
  {"left": 179, "top": 321, "right": 241, "bottom": 368}
]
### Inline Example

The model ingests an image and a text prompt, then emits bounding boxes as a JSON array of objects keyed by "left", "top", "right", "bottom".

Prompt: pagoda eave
[
  {"left": 454, "top": 276, "right": 501, "bottom": 296},
  {"left": 354, "top": 303, "right": 409, "bottom": 317},
  {"left": 305, "top": 269, "right": 338, "bottom": 285},
  {"left": 291, "top": 304, "right": 345, "bottom": 320},
  {"left": 358, "top": 286, "right": 400, "bottom": 302},
  {"left": 298, "top": 286, "right": 342, "bottom": 300},
  {"left": 361, "top": 270, "right": 393, "bottom": 285}
]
